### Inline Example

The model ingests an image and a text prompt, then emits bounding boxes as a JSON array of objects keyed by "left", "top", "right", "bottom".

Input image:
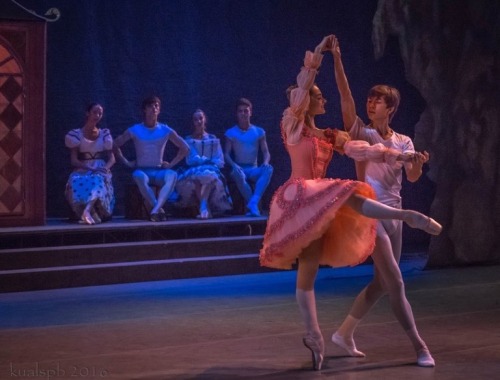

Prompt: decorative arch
[{"left": 0, "top": 20, "right": 46, "bottom": 227}]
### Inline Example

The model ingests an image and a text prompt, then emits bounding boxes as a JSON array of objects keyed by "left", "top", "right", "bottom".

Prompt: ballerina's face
[
  {"left": 86, "top": 104, "right": 103, "bottom": 124},
  {"left": 308, "top": 86, "right": 327, "bottom": 116},
  {"left": 192, "top": 111, "right": 206, "bottom": 134}
]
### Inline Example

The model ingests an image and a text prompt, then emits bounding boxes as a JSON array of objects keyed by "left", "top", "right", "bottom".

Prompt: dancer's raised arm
[
  {"left": 282, "top": 35, "right": 333, "bottom": 145},
  {"left": 331, "top": 36, "right": 357, "bottom": 131}
]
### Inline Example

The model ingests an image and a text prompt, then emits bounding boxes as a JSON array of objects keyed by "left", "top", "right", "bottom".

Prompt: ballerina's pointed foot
[
  {"left": 405, "top": 211, "right": 442, "bottom": 236},
  {"left": 303, "top": 334, "right": 324, "bottom": 371},
  {"left": 417, "top": 348, "right": 435, "bottom": 367},
  {"left": 331, "top": 332, "right": 366, "bottom": 357}
]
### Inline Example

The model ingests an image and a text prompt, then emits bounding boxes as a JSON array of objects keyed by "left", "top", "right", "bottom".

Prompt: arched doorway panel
[{"left": 0, "top": 21, "right": 46, "bottom": 226}]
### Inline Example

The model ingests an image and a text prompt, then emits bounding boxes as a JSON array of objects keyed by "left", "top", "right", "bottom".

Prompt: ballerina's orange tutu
[{"left": 259, "top": 124, "right": 377, "bottom": 270}]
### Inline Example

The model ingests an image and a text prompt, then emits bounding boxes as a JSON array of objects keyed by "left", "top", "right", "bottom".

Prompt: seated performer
[
  {"left": 224, "top": 98, "right": 273, "bottom": 216},
  {"left": 113, "top": 96, "right": 189, "bottom": 222},
  {"left": 65, "top": 102, "right": 115, "bottom": 225},
  {"left": 175, "top": 109, "right": 232, "bottom": 219}
]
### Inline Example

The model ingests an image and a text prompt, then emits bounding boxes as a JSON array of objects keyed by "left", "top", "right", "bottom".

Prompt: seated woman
[
  {"left": 65, "top": 103, "right": 115, "bottom": 224},
  {"left": 175, "top": 109, "right": 232, "bottom": 219}
]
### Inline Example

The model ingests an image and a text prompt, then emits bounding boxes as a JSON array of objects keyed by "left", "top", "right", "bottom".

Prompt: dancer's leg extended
[{"left": 345, "top": 194, "right": 442, "bottom": 235}]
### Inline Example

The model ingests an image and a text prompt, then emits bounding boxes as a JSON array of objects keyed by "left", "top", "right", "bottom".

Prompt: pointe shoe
[
  {"left": 406, "top": 211, "right": 442, "bottom": 235},
  {"left": 302, "top": 334, "right": 324, "bottom": 371},
  {"left": 331, "top": 332, "right": 366, "bottom": 357},
  {"left": 417, "top": 348, "right": 435, "bottom": 367}
]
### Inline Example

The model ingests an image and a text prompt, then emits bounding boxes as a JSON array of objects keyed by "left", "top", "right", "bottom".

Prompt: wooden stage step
[{"left": 0, "top": 216, "right": 274, "bottom": 292}]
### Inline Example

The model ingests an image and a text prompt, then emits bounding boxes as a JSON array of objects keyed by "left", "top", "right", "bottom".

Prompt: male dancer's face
[
  {"left": 236, "top": 105, "right": 251, "bottom": 127},
  {"left": 366, "top": 97, "right": 392, "bottom": 123},
  {"left": 144, "top": 101, "right": 161, "bottom": 119}
]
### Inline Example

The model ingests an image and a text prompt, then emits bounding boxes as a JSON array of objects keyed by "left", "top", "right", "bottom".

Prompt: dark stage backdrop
[{"left": 2, "top": 0, "right": 433, "bottom": 245}]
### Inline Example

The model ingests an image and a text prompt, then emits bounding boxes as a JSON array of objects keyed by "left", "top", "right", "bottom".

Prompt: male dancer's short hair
[
  {"left": 236, "top": 97, "right": 252, "bottom": 111},
  {"left": 368, "top": 85, "right": 400, "bottom": 122},
  {"left": 142, "top": 96, "right": 161, "bottom": 111}
]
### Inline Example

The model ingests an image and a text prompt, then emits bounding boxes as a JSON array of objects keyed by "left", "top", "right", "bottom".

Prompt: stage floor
[{"left": 1, "top": 259, "right": 499, "bottom": 379}]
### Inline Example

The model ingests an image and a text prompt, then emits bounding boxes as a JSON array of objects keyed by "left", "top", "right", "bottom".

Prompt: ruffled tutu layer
[{"left": 259, "top": 177, "right": 376, "bottom": 269}]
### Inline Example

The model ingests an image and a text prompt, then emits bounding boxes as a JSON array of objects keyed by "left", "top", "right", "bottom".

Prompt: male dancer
[
  {"left": 114, "top": 96, "right": 189, "bottom": 221},
  {"left": 331, "top": 36, "right": 436, "bottom": 367},
  {"left": 224, "top": 98, "right": 273, "bottom": 216}
]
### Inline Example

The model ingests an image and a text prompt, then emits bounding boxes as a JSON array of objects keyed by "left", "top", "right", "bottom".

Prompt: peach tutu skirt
[{"left": 259, "top": 177, "right": 377, "bottom": 269}]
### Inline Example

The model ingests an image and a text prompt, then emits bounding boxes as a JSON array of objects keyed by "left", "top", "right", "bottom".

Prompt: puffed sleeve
[
  {"left": 101, "top": 128, "right": 113, "bottom": 150},
  {"left": 282, "top": 51, "right": 324, "bottom": 146},
  {"left": 65, "top": 129, "right": 81, "bottom": 149},
  {"left": 344, "top": 140, "right": 401, "bottom": 165},
  {"left": 324, "top": 129, "right": 351, "bottom": 154}
]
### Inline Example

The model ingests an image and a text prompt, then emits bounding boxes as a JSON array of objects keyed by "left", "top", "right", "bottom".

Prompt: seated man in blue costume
[
  {"left": 224, "top": 98, "right": 273, "bottom": 216},
  {"left": 113, "top": 96, "right": 189, "bottom": 222}
]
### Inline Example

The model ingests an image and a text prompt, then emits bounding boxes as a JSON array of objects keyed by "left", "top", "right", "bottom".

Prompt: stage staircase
[{"left": 0, "top": 216, "right": 273, "bottom": 293}]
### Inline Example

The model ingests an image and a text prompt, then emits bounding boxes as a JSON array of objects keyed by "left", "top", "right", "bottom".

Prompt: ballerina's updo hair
[
  {"left": 286, "top": 84, "right": 318, "bottom": 104},
  {"left": 86, "top": 102, "right": 103, "bottom": 113},
  {"left": 368, "top": 85, "right": 400, "bottom": 122},
  {"left": 193, "top": 108, "right": 207, "bottom": 123}
]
